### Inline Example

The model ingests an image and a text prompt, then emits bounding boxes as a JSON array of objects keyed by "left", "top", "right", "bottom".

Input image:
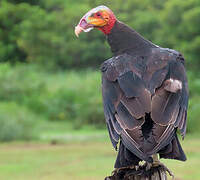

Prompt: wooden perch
[{"left": 105, "top": 165, "right": 170, "bottom": 180}]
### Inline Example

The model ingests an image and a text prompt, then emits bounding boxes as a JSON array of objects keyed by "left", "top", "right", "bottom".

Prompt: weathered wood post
[{"left": 105, "top": 166, "right": 171, "bottom": 180}]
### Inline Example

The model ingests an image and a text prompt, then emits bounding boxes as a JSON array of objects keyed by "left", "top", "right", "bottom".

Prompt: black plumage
[{"left": 101, "top": 21, "right": 188, "bottom": 168}]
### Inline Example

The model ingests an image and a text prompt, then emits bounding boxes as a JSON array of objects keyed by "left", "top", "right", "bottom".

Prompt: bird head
[{"left": 75, "top": 5, "right": 116, "bottom": 37}]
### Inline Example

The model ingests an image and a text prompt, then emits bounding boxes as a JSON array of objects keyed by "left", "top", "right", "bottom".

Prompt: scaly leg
[{"left": 152, "top": 154, "right": 174, "bottom": 179}]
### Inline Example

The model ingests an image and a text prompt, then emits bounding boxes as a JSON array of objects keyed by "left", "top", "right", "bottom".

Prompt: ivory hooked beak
[{"left": 75, "top": 25, "right": 84, "bottom": 37}]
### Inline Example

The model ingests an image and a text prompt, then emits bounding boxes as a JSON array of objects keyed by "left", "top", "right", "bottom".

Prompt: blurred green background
[{"left": 0, "top": 0, "right": 199, "bottom": 179}]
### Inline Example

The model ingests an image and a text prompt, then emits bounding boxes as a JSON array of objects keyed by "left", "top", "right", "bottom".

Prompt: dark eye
[{"left": 96, "top": 12, "right": 101, "bottom": 17}]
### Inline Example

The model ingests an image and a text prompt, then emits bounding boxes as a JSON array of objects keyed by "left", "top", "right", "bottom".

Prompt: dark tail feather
[
  {"left": 114, "top": 142, "right": 141, "bottom": 168},
  {"left": 159, "top": 134, "right": 186, "bottom": 161}
]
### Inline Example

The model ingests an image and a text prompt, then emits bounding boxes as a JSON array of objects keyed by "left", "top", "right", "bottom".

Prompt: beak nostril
[{"left": 80, "top": 19, "right": 88, "bottom": 28}]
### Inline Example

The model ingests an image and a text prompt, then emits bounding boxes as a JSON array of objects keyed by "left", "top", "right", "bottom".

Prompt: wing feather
[
  {"left": 149, "top": 58, "right": 189, "bottom": 153},
  {"left": 101, "top": 51, "right": 188, "bottom": 161},
  {"left": 117, "top": 71, "right": 145, "bottom": 98},
  {"left": 102, "top": 63, "right": 151, "bottom": 160}
]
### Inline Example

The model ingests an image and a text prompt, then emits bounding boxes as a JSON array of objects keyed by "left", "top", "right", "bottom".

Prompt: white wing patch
[{"left": 164, "top": 78, "right": 182, "bottom": 93}]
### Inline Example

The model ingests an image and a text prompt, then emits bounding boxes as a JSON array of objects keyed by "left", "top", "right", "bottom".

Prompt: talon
[
  {"left": 112, "top": 167, "right": 127, "bottom": 174},
  {"left": 144, "top": 162, "right": 152, "bottom": 171},
  {"left": 152, "top": 162, "right": 174, "bottom": 177},
  {"left": 112, "top": 165, "right": 140, "bottom": 175},
  {"left": 111, "top": 168, "right": 118, "bottom": 175},
  {"left": 135, "top": 165, "right": 139, "bottom": 171},
  {"left": 152, "top": 154, "right": 174, "bottom": 178}
]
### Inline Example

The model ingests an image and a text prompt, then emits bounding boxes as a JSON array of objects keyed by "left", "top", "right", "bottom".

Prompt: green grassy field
[{"left": 0, "top": 130, "right": 199, "bottom": 180}]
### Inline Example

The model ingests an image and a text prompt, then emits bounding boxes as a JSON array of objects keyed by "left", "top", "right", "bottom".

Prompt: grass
[{"left": 0, "top": 132, "right": 199, "bottom": 180}]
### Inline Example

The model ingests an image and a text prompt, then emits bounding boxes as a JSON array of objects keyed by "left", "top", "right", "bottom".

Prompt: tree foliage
[
  {"left": 0, "top": 0, "right": 199, "bottom": 70},
  {"left": 0, "top": 63, "right": 199, "bottom": 133}
]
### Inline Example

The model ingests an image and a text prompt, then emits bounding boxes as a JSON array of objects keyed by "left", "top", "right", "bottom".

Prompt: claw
[
  {"left": 135, "top": 165, "right": 139, "bottom": 171},
  {"left": 152, "top": 154, "right": 174, "bottom": 178},
  {"left": 145, "top": 162, "right": 152, "bottom": 171},
  {"left": 112, "top": 165, "right": 140, "bottom": 175},
  {"left": 112, "top": 167, "right": 125, "bottom": 174}
]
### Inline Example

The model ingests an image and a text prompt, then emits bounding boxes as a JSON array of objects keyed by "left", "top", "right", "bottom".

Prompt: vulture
[{"left": 75, "top": 5, "right": 188, "bottom": 171}]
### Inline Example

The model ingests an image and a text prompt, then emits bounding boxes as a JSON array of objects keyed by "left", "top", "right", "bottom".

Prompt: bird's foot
[
  {"left": 152, "top": 161, "right": 174, "bottom": 179},
  {"left": 143, "top": 162, "right": 152, "bottom": 171},
  {"left": 112, "top": 165, "right": 139, "bottom": 175}
]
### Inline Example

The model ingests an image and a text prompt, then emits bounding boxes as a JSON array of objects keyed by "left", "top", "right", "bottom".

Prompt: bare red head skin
[{"left": 75, "top": 5, "right": 117, "bottom": 37}]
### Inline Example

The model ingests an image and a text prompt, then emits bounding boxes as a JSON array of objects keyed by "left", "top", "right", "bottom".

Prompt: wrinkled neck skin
[
  {"left": 98, "top": 14, "right": 116, "bottom": 35},
  {"left": 106, "top": 21, "right": 156, "bottom": 56}
]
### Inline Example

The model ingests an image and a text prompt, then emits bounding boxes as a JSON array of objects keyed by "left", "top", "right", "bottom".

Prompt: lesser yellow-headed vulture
[{"left": 75, "top": 5, "right": 188, "bottom": 170}]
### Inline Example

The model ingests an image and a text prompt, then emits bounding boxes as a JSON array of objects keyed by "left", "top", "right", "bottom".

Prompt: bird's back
[{"left": 101, "top": 46, "right": 188, "bottom": 168}]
